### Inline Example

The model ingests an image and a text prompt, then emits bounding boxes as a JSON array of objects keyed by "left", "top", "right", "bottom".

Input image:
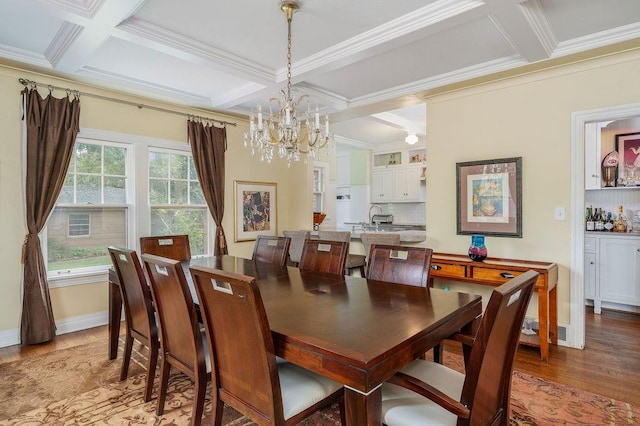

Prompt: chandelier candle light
[{"left": 244, "top": 0, "right": 333, "bottom": 166}]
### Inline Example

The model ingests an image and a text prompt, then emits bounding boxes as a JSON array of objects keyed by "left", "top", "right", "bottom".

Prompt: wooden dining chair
[
  {"left": 252, "top": 235, "right": 291, "bottom": 266},
  {"left": 298, "top": 239, "right": 349, "bottom": 275},
  {"left": 318, "top": 230, "right": 366, "bottom": 276},
  {"left": 140, "top": 234, "right": 191, "bottom": 261},
  {"left": 366, "top": 244, "right": 433, "bottom": 287},
  {"left": 282, "top": 230, "right": 310, "bottom": 266},
  {"left": 141, "top": 254, "right": 210, "bottom": 426},
  {"left": 108, "top": 247, "right": 159, "bottom": 402},
  {"left": 190, "top": 265, "right": 345, "bottom": 426},
  {"left": 381, "top": 270, "right": 538, "bottom": 426}
]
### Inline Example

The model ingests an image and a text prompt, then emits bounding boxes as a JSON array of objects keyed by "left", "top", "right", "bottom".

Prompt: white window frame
[{"left": 43, "top": 128, "right": 215, "bottom": 288}]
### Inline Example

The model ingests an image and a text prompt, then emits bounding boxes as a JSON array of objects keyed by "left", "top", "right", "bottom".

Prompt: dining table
[{"left": 108, "top": 255, "right": 482, "bottom": 425}]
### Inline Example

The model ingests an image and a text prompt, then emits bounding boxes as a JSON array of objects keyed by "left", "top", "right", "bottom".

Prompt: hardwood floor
[{"left": 1, "top": 307, "right": 639, "bottom": 407}]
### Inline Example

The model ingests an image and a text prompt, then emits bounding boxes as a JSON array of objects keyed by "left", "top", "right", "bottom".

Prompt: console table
[{"left": 428, "top": 253, "right": 558, "bottom": 361}]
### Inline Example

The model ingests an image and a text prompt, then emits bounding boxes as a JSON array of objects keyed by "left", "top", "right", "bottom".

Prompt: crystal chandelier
[{"left": 244, "top": 0, "right": 332, "bottom": 166}]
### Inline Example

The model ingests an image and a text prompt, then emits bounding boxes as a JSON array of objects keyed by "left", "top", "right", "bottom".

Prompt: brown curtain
[
  {"left": 21, "top": 87, "right": 80, "bottom": 344},
  {"left": 187, "top": 120, "right": 228, "bottom": 255}
]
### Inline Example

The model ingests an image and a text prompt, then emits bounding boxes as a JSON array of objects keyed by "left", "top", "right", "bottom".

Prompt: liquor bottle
[
  {"left": 604, "top": 211, "right": 614, "bottom": 232},
  {"left": 585, "top": 205, "right": 595, "bottom": 231},
  {"left": 614, "top": 205, "right": 628, "bottom": 233},
  {"left": 595, "top": 208, "right": 605, "bottom": 231}
]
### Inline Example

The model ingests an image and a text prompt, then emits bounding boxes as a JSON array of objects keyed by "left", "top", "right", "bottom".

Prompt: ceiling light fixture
[
  {"left": 405, "top": 131, "right": 418, "bottom": 145},
  {"left": 244, "top": 0, "right": 332, "bottom": 166}
]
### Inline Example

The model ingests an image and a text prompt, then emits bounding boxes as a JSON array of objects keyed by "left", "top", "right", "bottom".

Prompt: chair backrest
[
  {"left": 366, "top": 244, "right": 433, "bottom": 287},
  {"left": 299, "top": 239, "right": 349, "bottom": 275},
  {"left": 191, "top": 265, "right": 285, "bottom": 423},
  {"left": 282, "top": 230, "right": 310, "bottom": 264},
  {"left": 140, "top": 234, "right": 191, "bottom": 261},
  {"left": 108, "top": 247, "right": 156, "bottom": 341},
  {"left": 318, "top": 230, "right": 351, "bottom": 243},
  {"left": 141, "top": 254, "right": 205, "bottom": 378},
  {"left": 462, "top": 270, "right": 537, "bottom": 425},
  {"left": 360, "top": 233, "right": 401, "bottom": 261},
  {"left": 252, "top": 235, "right": 291, "bottom": 266}
]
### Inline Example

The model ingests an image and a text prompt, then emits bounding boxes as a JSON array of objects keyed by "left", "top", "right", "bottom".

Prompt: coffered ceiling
[{"left": 1, "top": 0, "right": 639, "bottom": 151}]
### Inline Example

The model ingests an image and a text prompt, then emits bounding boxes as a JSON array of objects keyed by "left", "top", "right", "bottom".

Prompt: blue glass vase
[{"left": 468, "top": 234, "right": 487, "bottom": 262}]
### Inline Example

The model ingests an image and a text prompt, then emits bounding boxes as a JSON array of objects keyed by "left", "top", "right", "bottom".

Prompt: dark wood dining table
[{"left": 108, "top": 255, "right": 482, "bottom": 425}]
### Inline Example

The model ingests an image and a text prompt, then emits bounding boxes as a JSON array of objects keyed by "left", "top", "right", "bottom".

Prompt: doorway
[{"left": 570, "top": 102, "right": 640, "bottom": 349}]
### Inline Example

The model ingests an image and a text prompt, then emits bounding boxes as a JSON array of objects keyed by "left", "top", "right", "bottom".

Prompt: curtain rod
[{"left": 19, "top": 77, "right": 237, "bottom": 127}]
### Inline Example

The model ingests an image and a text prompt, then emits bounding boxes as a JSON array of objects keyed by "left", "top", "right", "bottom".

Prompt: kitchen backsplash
[{"left": 380, "top": 203, "right": 426, "bottom": 225}]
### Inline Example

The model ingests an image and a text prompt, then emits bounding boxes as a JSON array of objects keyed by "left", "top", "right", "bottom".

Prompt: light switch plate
[{"left": 554, "top": 207, "right": 565, "bottom": 221}]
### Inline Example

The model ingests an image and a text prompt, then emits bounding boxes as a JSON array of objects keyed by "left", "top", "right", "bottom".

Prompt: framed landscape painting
[
  {"left": 456, "top": 157, "right": 522, "bottom": 237},
  {"left": 234, "top": 181, "right": 277, "bottom": 242}
]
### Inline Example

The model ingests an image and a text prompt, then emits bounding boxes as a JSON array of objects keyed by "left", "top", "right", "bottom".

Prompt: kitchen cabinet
[
  {"left": 584, "top": 236, "right": 597, "bottom": 301},
  {"left": 598, "top": 235, "right": 640, "bottom": 307},
  {"left": 371, "top": 169, "right": 393, "bottom": 202},
  {"left": 371, "top": 147, "right": 425, "bottom": 203},
  {"left": 585, "top": 233, "right": 640, "bottom": 313},
  {"left": 394, "top": 167, "right": 423, "bottom": 201}
]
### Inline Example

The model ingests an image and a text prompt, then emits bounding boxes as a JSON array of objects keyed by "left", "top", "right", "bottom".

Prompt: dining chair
[
  {"left": 108, "top": 247, "right": 159, "bottom": 403},
  {"left": 318, "top": 230, "right": 366, "bottom": 276},
  {"left": 282, "top": 230, "right": 310, "bottom": 266},
  {"left": 141, "top": 253, "right": 210, "bottom": 426},
  {"left": 366, "top": 244, "right": 433, "bottom": 287},
  {"left": 381, "top": 270, "right": 538, "bottom": 426},
  {"left": 298, "top": 239, "right": 349, "bottom": 276},
  {"left": 252, "top": 235, "right": 291, "bottom": 266},
  {"left": 190, "top": 265, "right": 345, "bottom": 426},
  {"left": 360, "top": 232, "right": 401, "bottom": 262},
  {"left": 140, "top": 234, "right": 191, "bottom": 261}
]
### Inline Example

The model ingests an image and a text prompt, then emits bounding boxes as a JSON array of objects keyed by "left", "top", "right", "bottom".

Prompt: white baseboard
[{"left": 0, "top": 311, "right": 109, "bottom": 348}]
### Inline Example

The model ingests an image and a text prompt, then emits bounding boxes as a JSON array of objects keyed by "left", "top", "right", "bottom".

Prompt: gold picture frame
[{"left": 234, "top": 180, "right": 277, "bottom": 242}]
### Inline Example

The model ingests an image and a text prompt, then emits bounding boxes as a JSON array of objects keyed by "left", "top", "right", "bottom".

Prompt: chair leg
[
  {"left": 190, "top": 374, "right": 207, "bottom": 426},
  {"left": 433, "top": 343, "right": 443, "bottom": 364},
  {"left": 359, "top": 266, "right": 365, "bottom": 277},
  {"left": 144, "top": 340, "right": 159, "bottom": 402},
  {"left": 338, "top": 392, "right": 346, "bottom": 426},
  {"left": 156, "top": 358, "right": 171, "bottom": 416},
  {"left": 120, "top": 332, "right": 133, "bottom": 381},
  {"left": 212, "top": 394, "right": 224, "bottom": 426}
]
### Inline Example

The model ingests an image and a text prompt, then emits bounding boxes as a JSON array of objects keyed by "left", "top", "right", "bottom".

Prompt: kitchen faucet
[{"left": 369, "top": 204, "right": 383, "bottom": 224}]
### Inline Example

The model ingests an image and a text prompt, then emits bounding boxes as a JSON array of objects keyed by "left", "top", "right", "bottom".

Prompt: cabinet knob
[
  {"left": 591, "top": 174, "right": 600, "bottom": 178},
  {"left": 590, "top": 261, "right": 595, "bottom": 264},
  {"left": 500, "top": 272, "right": 515, "bottom": 279},
  {"left": 431, "top": 265, "right": 442, "bottom": 270}
]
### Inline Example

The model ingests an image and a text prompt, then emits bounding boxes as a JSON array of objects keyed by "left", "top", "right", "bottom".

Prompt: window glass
[
  {"left": 149, "top": 149, "right": 209, "bottom": 256},
  {"left": 47, "top": 140, "right": 128, "bottom": 275}
]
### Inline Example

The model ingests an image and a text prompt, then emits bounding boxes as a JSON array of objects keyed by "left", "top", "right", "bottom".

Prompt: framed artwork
[
  {"left": 456, "top": 157, "right": 522, "bottom": 237},
  {"left": 234, "top": 181, "right": 277, "bottom": 242},
  {"left": 615, "top": 132, "right": 640, "bottom": 186}
]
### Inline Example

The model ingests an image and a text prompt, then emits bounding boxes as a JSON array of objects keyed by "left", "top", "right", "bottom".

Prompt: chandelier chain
[{"left": 243, "top": 0, "right": 333, "bottom": 167}]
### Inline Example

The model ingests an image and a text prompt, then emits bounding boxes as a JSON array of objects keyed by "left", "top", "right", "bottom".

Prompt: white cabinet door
[
  {"left": 371, "top": 170, "right": 393, "bottom": 202},
  {"left": 584, "top": 252, "right": 597, "bottom": 300},
  {"left": 394, "top": 167, "right": 421, "bottom": 201},
  {"left": 584, "top": 121, "right": 612, "bottom": 190},
  {"left": 599, "top": 236, "right": 640, "bottom": 306}
]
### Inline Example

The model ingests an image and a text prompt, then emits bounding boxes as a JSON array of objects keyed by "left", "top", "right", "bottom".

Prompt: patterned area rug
[{"left": 0, "top": 340, "right": 638, "bottom": 425}]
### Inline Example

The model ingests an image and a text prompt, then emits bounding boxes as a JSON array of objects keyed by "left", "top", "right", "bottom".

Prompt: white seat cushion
[
  {"left": 381, "top": 359, "right": 464, "bottom": 426},
  {"left": 278, "top": 363, "right": 342, "bottom": 420}
]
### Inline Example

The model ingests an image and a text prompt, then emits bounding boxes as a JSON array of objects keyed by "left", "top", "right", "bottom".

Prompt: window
[
  {"left": 45, "top": 130, "right": 213, "bottom": 284},
  {"left": 148, "top": 150, "right": 209, "bottom": 256},
  {"left": 313, "top": 163, "right": 327, "bottom": 213},
  {"left": 47, "top": 140, "right": 129, "bottom": 277},
  {"left": 68, "top": 213, "right": 90, "bottom": 236}
]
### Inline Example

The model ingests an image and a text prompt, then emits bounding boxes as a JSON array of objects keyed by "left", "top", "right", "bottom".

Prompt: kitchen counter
[{"left": 312, "top": 228, "right": 426, "bottom": 243}]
